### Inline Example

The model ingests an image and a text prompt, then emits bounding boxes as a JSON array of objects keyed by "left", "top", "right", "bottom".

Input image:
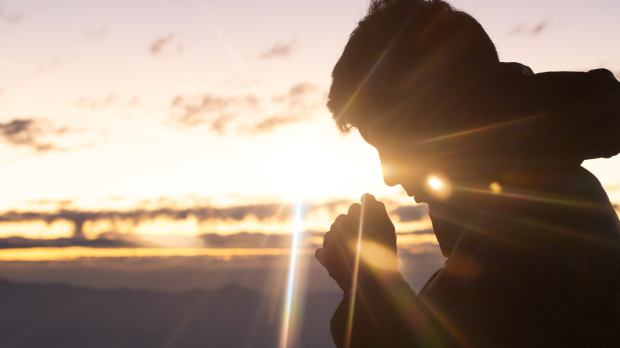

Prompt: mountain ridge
[{"left": 0, "top": 278, "right": 340, "bottom": 348}]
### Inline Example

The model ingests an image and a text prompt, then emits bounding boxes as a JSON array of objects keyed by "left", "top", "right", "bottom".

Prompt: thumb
[{"left": 315, "top": 248, "right": 325, "bottom": 266}]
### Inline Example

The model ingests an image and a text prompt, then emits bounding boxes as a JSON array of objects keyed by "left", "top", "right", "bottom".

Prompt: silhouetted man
[{"left": 315, "top": 0, "right": 620, "bottom": 347}]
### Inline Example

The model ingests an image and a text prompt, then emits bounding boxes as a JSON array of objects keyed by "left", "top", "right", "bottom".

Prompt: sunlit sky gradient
[{"left": 1, "top": 0, "right": 619, "bottom": 242}]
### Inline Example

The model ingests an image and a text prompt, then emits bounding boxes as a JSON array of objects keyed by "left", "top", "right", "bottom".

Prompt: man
[{"left": 315, "top": 0, "right": 620, "bottom": 347}]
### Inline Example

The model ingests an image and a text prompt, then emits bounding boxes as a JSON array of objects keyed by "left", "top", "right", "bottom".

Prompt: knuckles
[{"left": 319, "top": 194, "right": 397, "bottom": 275}]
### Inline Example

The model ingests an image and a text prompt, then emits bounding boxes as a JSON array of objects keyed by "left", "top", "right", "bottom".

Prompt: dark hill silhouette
[{"left": 0, "top": 279, "right": 340, "bottom": 348}]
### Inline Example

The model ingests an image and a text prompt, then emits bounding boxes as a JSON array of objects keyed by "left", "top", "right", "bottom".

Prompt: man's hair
[{"left": 328, "top": 0, "right": 499, "bottom": 133}]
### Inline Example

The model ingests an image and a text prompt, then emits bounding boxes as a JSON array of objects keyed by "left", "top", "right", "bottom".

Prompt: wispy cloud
[
  {"left": 0, "top": 7, "right": 24, "bottom": 25},
  {"left": 169, "top": 83, "right": 322, "bottom": 135},
  {"left": 0, "top": 118, "right": 86, "bottom": 153},
  {"left": 75, "top": 94, "right": 140, "bottom": 111},
  {"left": 170, "top": 94, "right": 260, "bottom": 133},
  {"left": 509, "top": 19, "right": 551, "bottom": 36},
  {"left": 390, "top": 205, "right": 429, "bottom": 222},
  {"left": 242, "top": 83, "right": 319, "bottom": 134},
  {"left": 0, "top": 119, "right": 62, "bottom": 152},
  {"left": 85, "top": 28, "right": 106, "bottom": 40},
  {"left": 259, "top": 40, "right": 296, "bottom": 59},
  {"left": 246, "top": 115, "right": 305, "bottom": 134},
  {"left": 36, "top": 55, "right": 77, "bottom": 74},
  {"left": 150, "top": 34, "right": 183, "bottom": 56}
]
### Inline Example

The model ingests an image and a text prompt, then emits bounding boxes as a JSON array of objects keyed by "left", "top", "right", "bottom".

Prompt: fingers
[
  {"left": 361, "top": 193, "right": 387, "bottom": 214},
  {"left": 360, "top": 193, "right": 388, "bottom": 216},
  {"left": 361, "top": 193, "right": 376, "bottom": 204},
  {"left": 347, "top": 203, "right": 361, "bottom": 221},
  {"left": 330, "top": 214, "right": 357, "bottom": 239},
  {"left": 315, "top": 248, "right": 324, "bottom": 265}
]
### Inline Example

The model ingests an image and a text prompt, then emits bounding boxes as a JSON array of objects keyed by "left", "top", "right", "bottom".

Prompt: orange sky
[{"left": 0, "top": 0, "right": 619, "bottom": 247}]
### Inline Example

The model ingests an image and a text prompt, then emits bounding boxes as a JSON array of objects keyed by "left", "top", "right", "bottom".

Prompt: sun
[{"left": 262, "top": 139, "right": 334, "bottom": 197}]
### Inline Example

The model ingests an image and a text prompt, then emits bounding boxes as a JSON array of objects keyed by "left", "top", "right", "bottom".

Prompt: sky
[{"left": 0, "top": 0, "right": 619, "bottom": 282}]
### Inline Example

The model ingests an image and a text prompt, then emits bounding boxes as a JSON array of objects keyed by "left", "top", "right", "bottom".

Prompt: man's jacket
[{"left": 329, "top": 66, "right": 620, "bottom": 347}]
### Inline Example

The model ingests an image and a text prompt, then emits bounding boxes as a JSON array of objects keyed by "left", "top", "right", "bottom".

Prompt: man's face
[{"left": 357, "top": 120, "right": 452, "bottom": 205}]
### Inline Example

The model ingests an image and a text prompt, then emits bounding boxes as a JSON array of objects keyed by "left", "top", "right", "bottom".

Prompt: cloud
[
  {"left": 74, "top": 94, "right": 140, "bottom": 111},
  {"left": 0, "top": 118, "right": 87, "bottom": 153},
  {"left": 390, "top": 205, "right": 429, "bottom": 222},
  {"left": 170, "top": 94, "right": 259, "bottom": 133},
  {"left": 0, "top": 227, "right": 437, "bottom": 250},
  {"left": 170, "top": 83, "right": 322, "bottom": 135},
  {"left": 0, "top": 119, "right": 59, "bottom": 152},
  {"left": 246, "top": 115, "right": 306, "bottom": 134},
  {"left": 0, "top": 200, "right": 351, "bottom": 238},
  {"left": 150, "top": 34, "right": 181, "bottom": 55},
  {"left": 0, "top": 7, "right": 24, "bottom": 25},
  {"left": 273, "top": 83, "right": 317, "bottom": 103},
  {"left": 75, "top": 94, "right": 116, "bottom": 111},
  {"left": 244, "top": 83, "right": 320, "bottom": 134},
  {"left": 200, "top": 231, "right": 323, "bottom": 248},
  {"left": 509, "top": 19, "right": 551, "bottom": 36},
  {"left": 36, "top": 55, "right": 76, "bottom": 74},
  {"left": 259, "top": 40, "right": 296, "bottom": 59},
  {"left": 396, "top": 228, "right": 433, "bottom": 235},
  {"left": 85, "top": 28, "right": 106, "bottom": 40},
  {"left": 604, "top": 184, "right": 620, "bottom": 192},
  {"left": 0, "top": 236, "right": 138, "bottom": 249},
  {"left": 0, "top": 231, "right": 325, "bottom": 249}
]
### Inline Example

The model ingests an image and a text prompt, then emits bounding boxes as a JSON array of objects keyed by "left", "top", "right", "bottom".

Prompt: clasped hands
[{"left": 315, "top": 194, "right": 398, "bottom": 292}]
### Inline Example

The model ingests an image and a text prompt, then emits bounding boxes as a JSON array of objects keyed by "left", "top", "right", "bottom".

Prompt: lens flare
[
  {"left": 425, "top": 174, "right": 453, "bottom": 200},
  {"left": 428, "top": 177, "right": 442, "bottom": 190},
  {"left": 279, "top": 199, "right": 303, "bottom": 348},
  {"left": 355, "top": 240, "right": 397, "bottom": 270},
  {"left": 490, "top": 182, "right": 502, "bottom": 194},
  {"left": 344, "top": 196, "right": 366, "bottom": 348}
]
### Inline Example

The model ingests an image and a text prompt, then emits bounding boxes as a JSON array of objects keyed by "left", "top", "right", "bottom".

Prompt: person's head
[{"left": 327, "top": 0, "right": 499, "bottom": 202}]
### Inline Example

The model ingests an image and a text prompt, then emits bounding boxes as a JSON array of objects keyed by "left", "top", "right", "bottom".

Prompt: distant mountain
[{"left": 0, "top": 279, "right": 341, "bottom": 348}]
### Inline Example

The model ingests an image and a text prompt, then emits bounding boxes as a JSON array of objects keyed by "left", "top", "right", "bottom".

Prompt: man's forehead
[{"left": 358, "top": 116, "right": 417, "bottom": 146}]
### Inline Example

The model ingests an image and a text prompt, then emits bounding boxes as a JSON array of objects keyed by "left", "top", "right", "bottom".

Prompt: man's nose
[
  {"left": 379, "top": 152, "right": 406, "bottom": 187},
  {"left": 381, "top": 162, "right": 401, "bottom": 187}
]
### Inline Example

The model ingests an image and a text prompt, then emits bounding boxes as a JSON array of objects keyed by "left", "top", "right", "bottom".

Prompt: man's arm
[
  {"left": 316, "top": 194, "right": 420, "bottom": 347},
  {"left": 330, "top": 271, "right": 418, "bottom": 348}
]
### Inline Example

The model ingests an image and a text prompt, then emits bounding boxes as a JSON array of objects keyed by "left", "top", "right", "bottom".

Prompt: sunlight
[
  {"left": 279, "top": 199, "right": 304, "bottom": 348},
  {"left": 425, "top": 174, "right": 453, "bottom": 200},
  {"left": 356, "top": 240, "right": 397, "bottom": 271},
  {"left": 265, "top": 140, "right": 331, "bottom": 197},
  {"left": 0, "top": 247, "right": 315, "bottom": 261},
  {"left": 0, "top": 220, "right": 73, "bottom": 239},
  {"left": 428, "top": 177, "right": 442, "bottom": 190},
  {"left": 345, "top": 195, "right": 366, "bottom": 348}
]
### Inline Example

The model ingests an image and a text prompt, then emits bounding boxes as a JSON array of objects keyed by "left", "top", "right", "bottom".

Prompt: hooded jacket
[{"left": 328, "top": 65, "right": 620, "bottom": 348}]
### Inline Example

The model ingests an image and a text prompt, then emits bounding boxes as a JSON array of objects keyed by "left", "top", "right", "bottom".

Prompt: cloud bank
[{"left": 0, "top": 200, "right": 352, "bottom": 238}]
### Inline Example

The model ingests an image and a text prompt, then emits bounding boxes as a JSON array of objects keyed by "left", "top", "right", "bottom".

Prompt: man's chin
[{"left": 413, "top": 196, "right": 427, "bottom": 203}]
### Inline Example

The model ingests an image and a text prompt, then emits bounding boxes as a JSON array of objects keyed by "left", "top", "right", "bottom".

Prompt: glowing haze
[{"left": 0, "top": 0, "right": 619, "bottom": 243}]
